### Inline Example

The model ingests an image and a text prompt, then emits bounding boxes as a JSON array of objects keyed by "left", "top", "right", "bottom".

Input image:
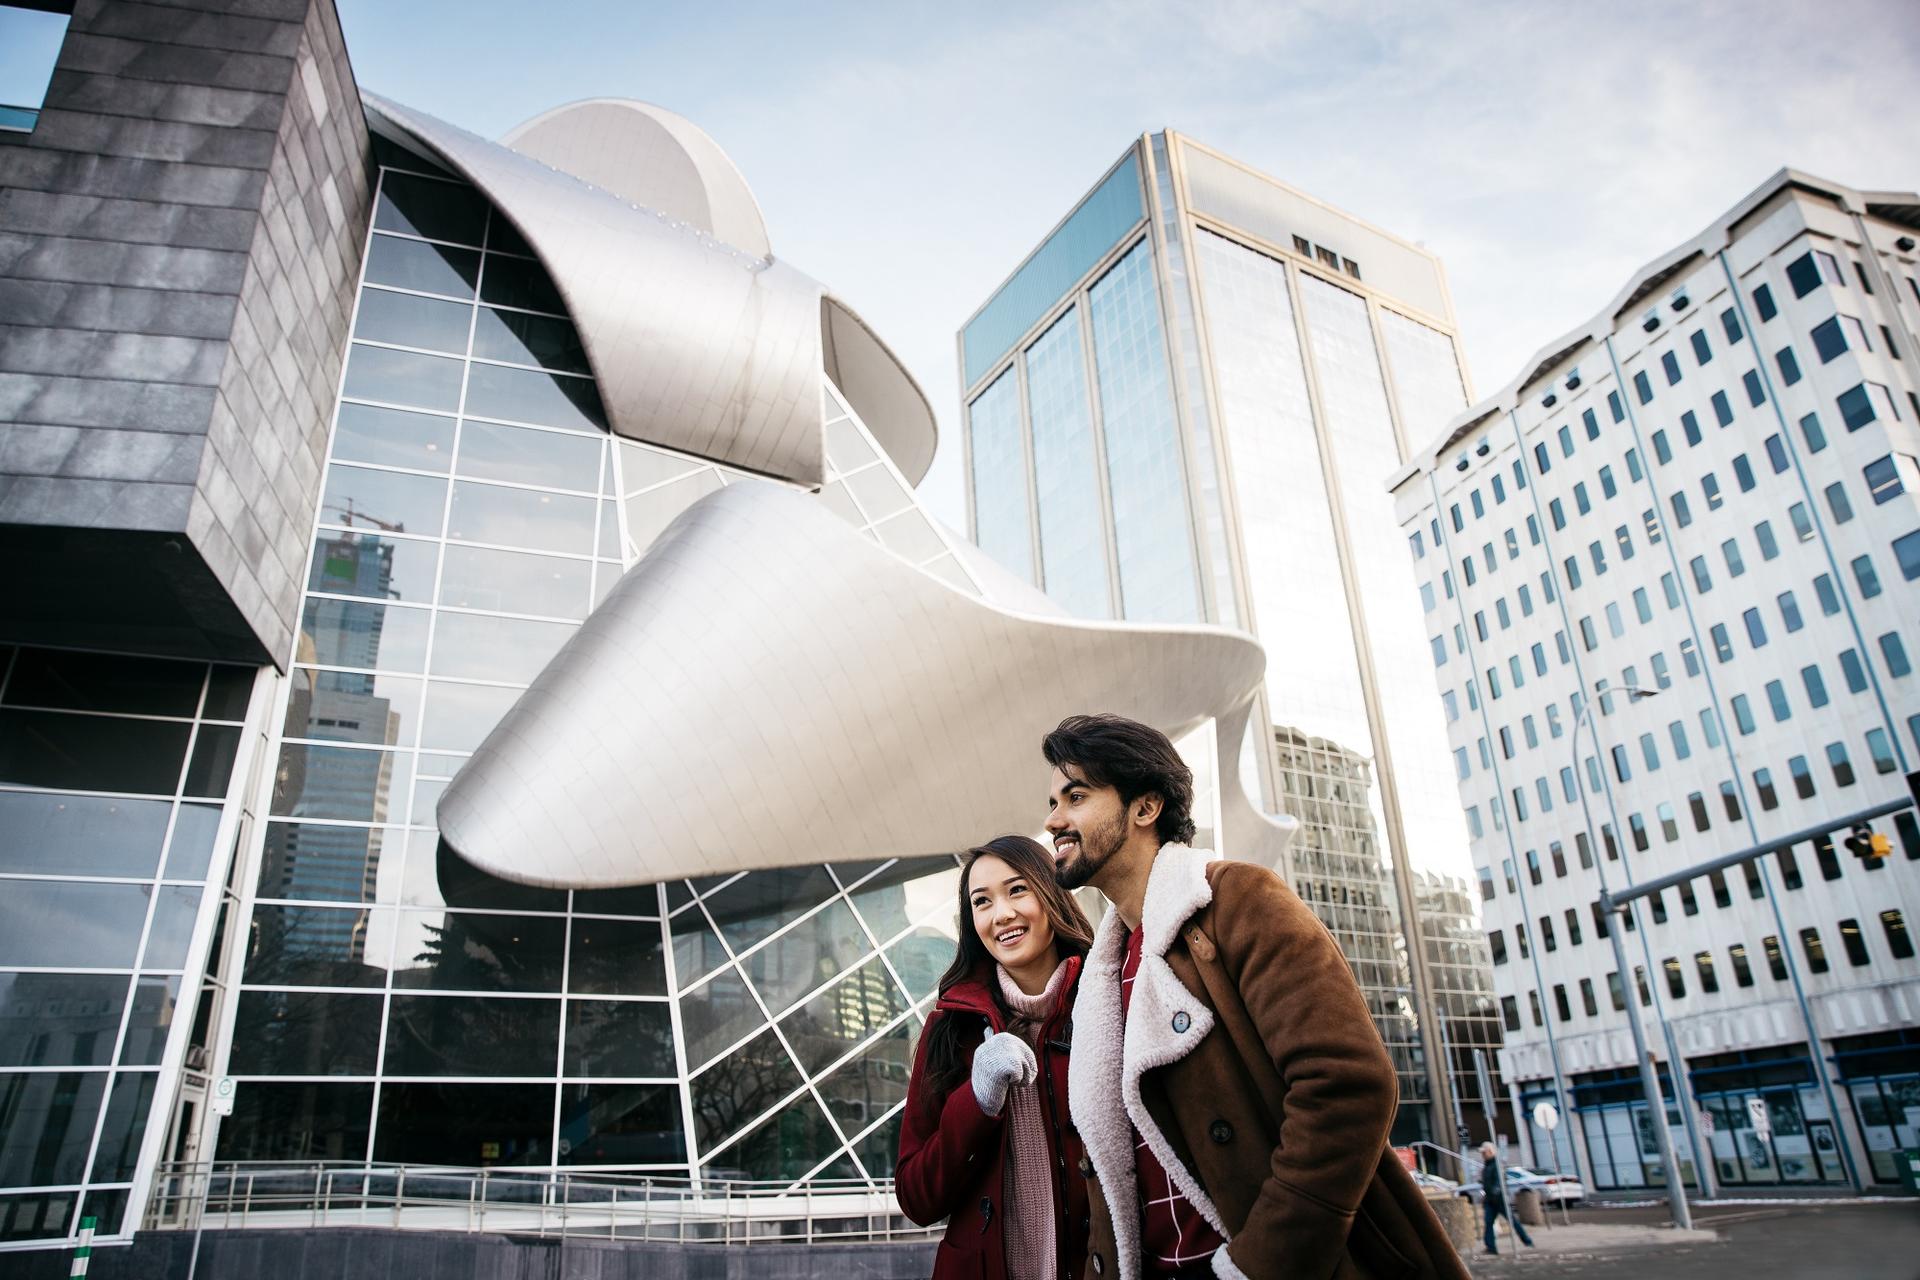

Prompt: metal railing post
[{"left": 393, "top": 1166, "right": 405, "bottom": 1228}]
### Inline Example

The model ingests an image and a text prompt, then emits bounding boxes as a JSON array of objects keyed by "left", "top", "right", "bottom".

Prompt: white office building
[{"left": 1390, "top": 169, "right": 1920, "bottom": 1192}]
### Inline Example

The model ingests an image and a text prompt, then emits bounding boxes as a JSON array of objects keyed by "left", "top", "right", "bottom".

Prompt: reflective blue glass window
[
  {"left": 1852, "top": 553, "right": 1883, "bottom": 597},
  {"left": 1711, "top": 390, "right": 1734, "bottom": 427},
  {"left": 1089, "top": 241, "right": 1197, "bottom": 621},
  {"left": 963, "top": 151, "right": 1143, "bottom": 385},
  {"left": 1896, "top": 530, "right": 1920, "bottom": 581},
  {"left": 1662, "top": 351, "right": 1682, "bottom": 385},
  {"left": 1744, "top": 370, "right": 1766, "bottom": 407},
  {"left": 1755, "top": 520, "right": 1779, "bottom": 560},
  {"left": 1025, "top": 307, "right": 1110, "bottom": 617},
  {"left": 966, "top": 370, "right": 1033, "bottom": 582},
  {"left": 1691, "top": 330, "right": 1712, "bottom": 364},
  {"left": 1881, "top": 632, "right": 1912, "bottom": 678},
  {"left": 1750, "top": 286, "right": 1775, "bottom": 323},
  {"left": 1838, "top": 384, "right": 1876, "bottom": 431}
]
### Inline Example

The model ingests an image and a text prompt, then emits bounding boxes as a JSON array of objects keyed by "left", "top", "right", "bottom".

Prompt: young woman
[{"left": 897, "top": 835, "right": 1095, "bottom": 1280}]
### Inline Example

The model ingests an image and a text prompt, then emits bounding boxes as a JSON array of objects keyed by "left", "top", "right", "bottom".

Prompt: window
[
  {"left": 1789, "top": 754, "right": 1816, "bottom": 798},
  {"left": 1883, "top": 910, "right": 1914, "bottom": 960},
  {"left": 1663, "top": 957, "right": 1686, "bottom": 998},
  {"left": 1765, "top": 679, "right": 1791, "bottom": 721},
  {"left": 1674, "top": 491, "right": 1694, "bottom": 530},
  {"left": 1723, "top": 537, "right": 1745, "bottom": 577},
  {"left": 1881, "top": 631, "right": 1911, "bottom": 678},
  {"left": 1682, "top": 410, "right": 1703, "bottom": 447},
  {"left": 1701, "top": 707, "right": 1722, "bottom": 748},
  {"left": 1800, "top": 927, "right": 1830, "bottom": 974},
  {"left": 1582, "top": 407, "right": 1600, "bottom": 439},
  {"left": 1751, "top": 286, "right": 1776, "bottom": 322},
  {"left": 1652, "top": 430, "right": 1673, "bottom": 465},
  {"left": 1670, "top": 720, "right": 1691, "bottom": 759},
  {"left": 1839, "top": 648, "right": 1869, "bottom": 693},
  {"left": 1827, "top": 741, "right": 1855, "bottom": 787},
  {"left": 1691, "top": 555, "right": 1712, "bottom": 593},
  {"left": 1630, "top": 812, "right": 1650, "bottom": 851},
  {"left": 1713, "top": 389, "right": 1736, "bottom": 426},
  {"left": 1532, "top": 642, "right": 1547, "bottom": 675},
  {"left": 1777, "top": 346, "right": 1802, "bottom": 385},
  {"left": 1779, "top": 844, "right": 1806, "bottom": 889},
  {"left": 1526, "top": 848, "right": 1542, "bottom": 885},
  {"left": 0, "top": 4, "right": 70, "bottom": 133},
  {"left": 1540, "top": 915, "right": 1557, "bottom": 952},
  {"left": 1559, "top": 424, "right": 1575, "bottom": 458},
  {"left": 1838, "top": 383, "right": 1876, "bottom": 430},
  {"left": 1702, "top": 472, "right": 1723, "bottom": 510},
  {"left": 1826, "top": 481, "right": 1855, "bottom": 524},
  {"left": 1732, "top": 453, "right": 1756, "bottom": 492},
  {"left": 1720, "top": 781, "right": 1741, "bottom": 821},
  {"left": 1897, "top": 530, "right": 1920, "bottom": 581},
  {"left": 1744, "top": 369, "right": 1767, "bottom": 407},
  {"left": 1729, "top": 943, "right": 1754, "bottom": 986},
  {"left": 1815, "top": 833, "right": 1843, "bottom": 880},
  {"left": 1764, "top": 935, "right": 1789, "bottom": 979},
  {"left": 1535, "top": 442, "right": 1551, "bottom": 473},
  {"left": 1634, "top": 369, "right": 1653, "bottom": 404},
  {"left": 1689, "top": 790, "right": 1710, "bottom": 831},
  {"left": 1869, "top": 728, "right": 1899, "bottom": 776},
  {"left": 1565, "top": 556, "right": 1583, "bottom": 590},
  {"left": 1791, "top": 501, "right": 1815, "bottom": 542},
  {"left": 1731, "top": 693, "right": 1755, "bottom": 734},
  {"left": 1711, "top": 624, "right": 1733, "bottom": 662},
  {"left": 1657, "top": 801, "right": 1679, "bottom": 842},
  {"left": 1517, "top": 922, "right": 1530, "bottom": 957},
  {"left": 1641, "top": 730, "right": 1661, "bottom": 770},
  {"left": 1814, "top": 573, "right": 1841, "bottom": 615},
  {"left": 1695, "top": 952, "right": 1720, "bottom": 994},
  {"left": 1744, "top": 607, "right": 1769, "bottom": 649},
  {"left": 1691, "top": 329, "right": 1713, "bottom": 364},
  {"left": 1575, "top": 482, "right": 1592, "bottom": 515},
  {"left": 1549, "top": 497, "right": 1566, "bottom": 530},
  {"left": 1591, "top": 540, "right": 1607, "bottom": 575},
  {"left": 1501, "top": 996, "right": 1520, "bottom": 1032},
  {"left": 1811, "top": 316, "right": 1849, "bottom": 362},
  {"left": 1755, "top": 519, "right": 1780, "bottom": 560},
  {"left": 1766, "top": 433, "right": 1790, "bottom": 473},
  {"left": 1778, "top": 590, "right": 1803, "bottom": 632},
  {"left": 1754, "top": 766, "right": 1778, "bottom": 810},
  {"left": 1528, "top": 990, "right": 1543, "bottom": 1027},
  {"left": 1864, "top": 453, "right": 1909, "bottom": 504},
  {"left": 1802, "top": 663, "right": 1828, "bottom": 708},
  {"left": 1488, "top": 929, "right": 1508, "bottom": 964},
  {"left": 1852, "top": 553, "right": 1882, "bottom": 597},
  {"left": 1627, "top": 447, "right": 1643, "bottom": 481},
  {"left": 1605, "top": 601, "right": 1623, "bottom": 637},
  {"left": 1553, "top": 984, "right": 1572, "bottom": 1022}
]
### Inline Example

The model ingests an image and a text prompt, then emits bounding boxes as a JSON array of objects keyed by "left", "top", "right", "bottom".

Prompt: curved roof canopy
[
  {"left": 366, "top": 94, "right": 937, "bottom": 486},
  {"left": 503, "top": 98, "right": 771, "bottom": 260},
  {"left": 438, "top": 482, "right": 1277, "bottom": 886}
]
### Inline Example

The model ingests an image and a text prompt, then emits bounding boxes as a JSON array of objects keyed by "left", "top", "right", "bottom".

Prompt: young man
[{"left": 1044, "top": 714, "right": 1469, "bottom": 1280}]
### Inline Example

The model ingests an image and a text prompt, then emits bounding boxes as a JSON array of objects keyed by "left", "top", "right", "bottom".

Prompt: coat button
[
  {"left": 1210, "top": 1119, "right": 1234, "bottom": 1145},
  {"left": 979, "top": 1196, "right": 993, "bottom": 1222},
  {"left": 1078, "top": 1155, "right": 1093, "bottom": 1178},
  {"left": 1091, "top": 1251, "right": 1105, "bottom": 1275},
  {"left": 1172, "top": 1011, "right": 1191, "bottom": 1034}
]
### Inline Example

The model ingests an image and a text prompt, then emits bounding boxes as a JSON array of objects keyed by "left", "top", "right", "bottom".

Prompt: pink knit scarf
[{"left": 997, "top": 959, "right": 1069, "bottom": 1280}]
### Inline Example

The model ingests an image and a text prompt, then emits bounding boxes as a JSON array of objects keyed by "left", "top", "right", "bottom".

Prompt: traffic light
[{"left": 1845, "top": 823, "right": 1890, "bottom": 862}]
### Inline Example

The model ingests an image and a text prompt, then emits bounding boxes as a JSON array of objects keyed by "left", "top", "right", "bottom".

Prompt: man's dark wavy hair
[{"left": 1041, "top": 713, "right": 1196, "bottom": 846}]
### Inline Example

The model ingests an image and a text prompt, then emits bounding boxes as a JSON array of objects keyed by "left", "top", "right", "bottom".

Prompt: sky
[{"left": 333, "top": 0, "right": 1920, "bottom": 532}]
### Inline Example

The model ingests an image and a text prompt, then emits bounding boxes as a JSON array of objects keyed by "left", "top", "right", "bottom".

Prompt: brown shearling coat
[{"left": 1068, "top": 845, "right": 1470, "bottom": 1280}]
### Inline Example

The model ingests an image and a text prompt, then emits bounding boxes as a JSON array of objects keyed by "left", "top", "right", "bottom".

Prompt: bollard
[{"left": 69, "top": 1216, "right": 96, "bottom": 1278}]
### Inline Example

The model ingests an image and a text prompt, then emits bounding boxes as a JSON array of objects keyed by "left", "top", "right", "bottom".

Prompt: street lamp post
[{"left": 1569, "top": 682, "right": 1693, "bottom": 1230}]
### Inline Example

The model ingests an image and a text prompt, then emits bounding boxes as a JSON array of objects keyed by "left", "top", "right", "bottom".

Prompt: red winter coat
[{"left": 897, "top": 957, "right": 1088, "bottom": 1280}]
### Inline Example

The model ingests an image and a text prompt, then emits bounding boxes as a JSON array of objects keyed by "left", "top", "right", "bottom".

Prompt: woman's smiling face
[{"left": 967, "top": 852, "right": 1055, "bottom": 972}]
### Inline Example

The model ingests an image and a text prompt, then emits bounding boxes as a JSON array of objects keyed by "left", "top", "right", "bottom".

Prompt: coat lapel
[{"left": 1069, "top": 845, "right": 1231, "bottom": 1277}]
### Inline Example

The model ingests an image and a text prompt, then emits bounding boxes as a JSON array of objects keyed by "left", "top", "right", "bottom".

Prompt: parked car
[
  {"left": 1459, "top": 1162, "right": 1587, "bottom": 1205},
  {"left": 1408, "top": 1170, "right": 1466, "bottom": 1197}
]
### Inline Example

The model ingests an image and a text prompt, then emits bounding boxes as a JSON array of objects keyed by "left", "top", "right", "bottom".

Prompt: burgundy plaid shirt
[{"left": 1121, "top": 926, "right": 1223, "bottom": 1276}]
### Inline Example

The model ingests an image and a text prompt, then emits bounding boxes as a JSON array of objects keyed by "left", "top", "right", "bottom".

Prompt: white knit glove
[{"left": 971, "top": 1027, "right": 1037, "bottom": 1117}]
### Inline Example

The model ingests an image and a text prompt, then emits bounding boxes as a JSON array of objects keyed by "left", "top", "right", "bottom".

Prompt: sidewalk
[{"left": 1471, "top": 1220, "right": 1720, "bottom": 1266}]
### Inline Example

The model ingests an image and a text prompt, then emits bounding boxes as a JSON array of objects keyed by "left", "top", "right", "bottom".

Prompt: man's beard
[{"left": 1055, "top": 810, "right": 1126, "bottom": 891}]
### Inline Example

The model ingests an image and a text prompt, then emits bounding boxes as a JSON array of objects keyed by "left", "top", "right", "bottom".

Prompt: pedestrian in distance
[
  {"left": 897, "top": 834, "right": 1095, "bottom": 1279},
  {"left": 1478, "top": 1141, "right": 1534, "bottom": 1255},
  {"left": 1043, "top": 713, "right": 1471, "bottom": 1280}
]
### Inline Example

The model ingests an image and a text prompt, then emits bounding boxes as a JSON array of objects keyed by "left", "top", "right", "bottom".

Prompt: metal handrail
[{"left": 144, "top": 1160, "right": 942, "bottom": 1247}]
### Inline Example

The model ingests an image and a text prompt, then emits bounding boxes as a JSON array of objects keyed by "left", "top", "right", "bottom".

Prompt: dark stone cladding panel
[
  {"left": 0, "top": 0, "right": 369, "bottom": 667},
  {"left": 6, "top": 1228, "right": 942, "bottom": 1280}
]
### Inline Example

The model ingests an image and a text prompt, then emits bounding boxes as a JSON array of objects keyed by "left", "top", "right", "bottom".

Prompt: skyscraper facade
[
  {"left": 1390, "top": 169, "right": 1920, "bottom": 1190},
  {"left": 958, "top": 132, "right": 1501, "bottom": 1142}
]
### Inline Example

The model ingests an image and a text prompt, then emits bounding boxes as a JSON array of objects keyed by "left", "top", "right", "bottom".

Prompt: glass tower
[{"left": 959, "top": 132, "right": 1499, "bottom": 1143}]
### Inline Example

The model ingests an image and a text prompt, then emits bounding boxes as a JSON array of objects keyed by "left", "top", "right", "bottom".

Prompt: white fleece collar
[{"left": 1068, "top": 844, "right": 1229, "bottom": 1278}]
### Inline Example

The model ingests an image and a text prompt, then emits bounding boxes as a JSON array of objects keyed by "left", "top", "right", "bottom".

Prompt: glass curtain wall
[
  {"left": 0, "top": 651, "right": 257, "bottom": 1244},
  {"left": 1190, "top": 230, "right": 1425, "bottom": 1121},
  {"left": 1089, "top": 240, "right": 1201, "bottom": 624},
  {"left": 1026, "top": 307, "right": 1111, "bottom": 619},
  {"left": 216, "top": 149, "right": 975, "bottom": 1192}
]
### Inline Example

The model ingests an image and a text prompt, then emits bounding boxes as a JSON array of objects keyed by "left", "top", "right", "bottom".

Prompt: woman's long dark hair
[{"left": 918, "top": 835, "right": 1095, "bottom": 1100}]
